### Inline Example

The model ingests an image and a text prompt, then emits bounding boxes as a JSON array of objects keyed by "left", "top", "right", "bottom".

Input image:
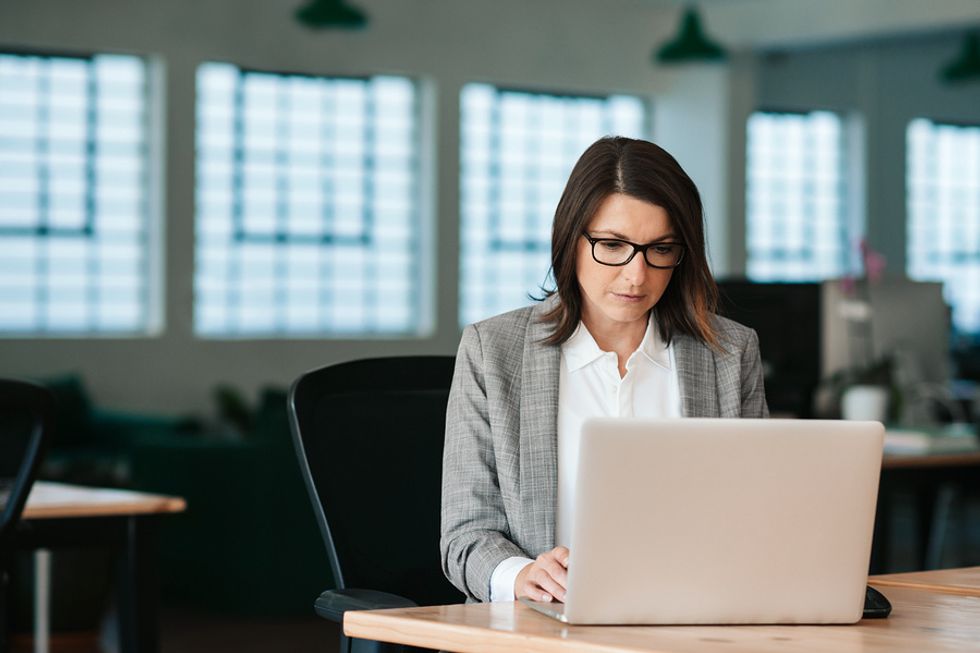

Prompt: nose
[{"left": 621, "top": 251, "right": 648, "bottom": 285}]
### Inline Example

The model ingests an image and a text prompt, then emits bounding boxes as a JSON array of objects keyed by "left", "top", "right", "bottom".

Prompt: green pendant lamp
[
  {"left": 295, "top": 0, "right": 368, "bottom": 29},
  {"left": 940, "top": 32, "right": 980, "bottom": 83},
  {"left": 655, "top": 6, "right": 726, "bottom": 64}
]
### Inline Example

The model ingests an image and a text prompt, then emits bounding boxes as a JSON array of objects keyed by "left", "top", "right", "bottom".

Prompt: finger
[
  {"left": 530, "top": 569, "right": 567, "bottom": 603},
  {"left": 553, "top": 546, "right": 570, "bottom": 567},
  {"left": 518, "top": 577, "right": 555, "bottom": 602},
  {"left": 525, "top": 579, "right": 558, "bottom": 602},
  {"left": 532, "top": 578, "right": 565, "bottom": 603},
  {"left": 537, "top": 554, "right": 569, "bottom": 587}
]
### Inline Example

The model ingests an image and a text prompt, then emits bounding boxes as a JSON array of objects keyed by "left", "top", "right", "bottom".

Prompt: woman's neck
[{"left": 581, "top": 312, "right": 650, "bottom": 377}]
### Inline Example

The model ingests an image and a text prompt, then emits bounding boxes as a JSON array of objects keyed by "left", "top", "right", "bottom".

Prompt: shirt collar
[
  {"left": 561, "top": 321, "right": 608, "bottom": 372},
  {"left": 561, "top": 313, "right": 672, "bottom": 372},
  {"left": 636, "top": 313, "right": 672, "bottom": 371}
]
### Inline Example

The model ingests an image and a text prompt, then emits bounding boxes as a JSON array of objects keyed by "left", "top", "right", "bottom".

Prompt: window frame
[
  {"left": 906, "top": 116, "right": 980, "bottom": 336},
  {"left": 744, "top": 107, "right": 861, "bottom": 283},
  {"left": 192, "top": 62, "right": 429, "bottom": 339},
  {"left": 0, "top": 46, "right": 162, "bottom": 338},
  {"left": 457, "top": 81, "right": 651, "bottom": 327}
]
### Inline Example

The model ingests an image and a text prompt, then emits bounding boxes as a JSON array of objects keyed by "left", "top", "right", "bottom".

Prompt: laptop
[{"left": 521, "top": 418, "right": 884, "bottom": 625}]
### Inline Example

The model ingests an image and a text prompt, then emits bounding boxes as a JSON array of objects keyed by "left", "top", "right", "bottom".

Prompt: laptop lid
[{"left": 550, "top": 418, "right": 883, "bottom": 625}]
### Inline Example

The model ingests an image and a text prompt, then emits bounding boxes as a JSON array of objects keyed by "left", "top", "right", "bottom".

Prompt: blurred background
[{"left": 2, "top": 0, "right": 980, "bottom": 651}]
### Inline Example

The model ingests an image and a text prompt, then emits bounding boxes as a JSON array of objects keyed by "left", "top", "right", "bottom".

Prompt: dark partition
[{"left": 716, "top": 280, "right": 822, "bottom": 418}]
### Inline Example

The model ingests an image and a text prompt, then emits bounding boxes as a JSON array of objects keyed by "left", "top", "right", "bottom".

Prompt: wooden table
[
  {"left": 344, "top": 585, "right": 980, "bottom": 652},
  {"left": 24, "top": 481, "right": 186, "bottom": 520},
  {"left": 13, "top": 482, "right": 186, "bottom": 653},
  {"left": 870, "top": 566, "right": 980, "bottom": 597},
  {"left": 882, "top": 450, "right": 980, "bottom": 470}
]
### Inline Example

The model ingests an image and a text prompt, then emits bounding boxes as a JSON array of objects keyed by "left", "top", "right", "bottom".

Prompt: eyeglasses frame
[{"left": 580, "top": 232, "right": 686, "bottom": 269}]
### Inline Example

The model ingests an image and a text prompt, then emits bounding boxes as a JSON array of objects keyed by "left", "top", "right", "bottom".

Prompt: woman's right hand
[{"left": 515, "top": 546, "right": 569, "bottom": 602}]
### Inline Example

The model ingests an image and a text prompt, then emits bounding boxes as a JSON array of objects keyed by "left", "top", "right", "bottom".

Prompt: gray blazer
[{"left": 440, "top": 300, "right": 768, "bottom": 602}]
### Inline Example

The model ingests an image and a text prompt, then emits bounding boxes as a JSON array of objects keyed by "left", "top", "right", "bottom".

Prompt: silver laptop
[{"left": 521, "top": 418, "right": 884, "bottom": 625}]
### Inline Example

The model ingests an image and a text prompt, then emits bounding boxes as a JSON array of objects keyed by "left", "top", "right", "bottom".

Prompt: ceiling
[{"left": 652, "top": 0, "right": 980, "bottom": 50}]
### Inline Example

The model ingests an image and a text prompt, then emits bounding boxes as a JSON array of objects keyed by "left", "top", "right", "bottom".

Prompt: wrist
[{"left": 513, "top": 561, "right": 533, "bottom": 597}]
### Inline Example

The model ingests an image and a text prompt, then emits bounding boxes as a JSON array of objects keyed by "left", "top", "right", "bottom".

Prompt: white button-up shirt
[{"left": 489, "top": 314, "right": 682, "bottom": 601}]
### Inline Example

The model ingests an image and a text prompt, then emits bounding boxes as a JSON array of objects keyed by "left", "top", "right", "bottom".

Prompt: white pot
[{"left": 841, "top": 384, "right": 889, "bottom": 422}]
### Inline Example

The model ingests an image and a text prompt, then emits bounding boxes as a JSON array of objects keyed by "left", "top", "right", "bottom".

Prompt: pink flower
[{"left": 859, "top": 239, "right": 887, "bottom": 282}]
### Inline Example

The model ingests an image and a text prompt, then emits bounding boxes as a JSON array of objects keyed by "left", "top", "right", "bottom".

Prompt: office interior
[{"left": 1, "top": 0, "right": 980, "bottom": 651}]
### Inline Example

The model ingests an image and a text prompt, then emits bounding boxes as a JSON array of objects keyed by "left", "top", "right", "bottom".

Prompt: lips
[{"left": 612, "top": 292, "right": 645, "bottom": 301}]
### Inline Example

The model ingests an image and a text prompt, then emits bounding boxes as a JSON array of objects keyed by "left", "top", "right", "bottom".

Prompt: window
[
  {"left": 194, "top": 63, "right": 421, "bottom": 336},
  {"left": 907, "top": 118, "right": 980, "bottom": 334},
  {"left": 0, "top": 51, "right": 153, "bottom": 334},
  {"left": 459, "top": 84, "right": 646, "bottom": 326},
  {"left": 745, "top": 110, "right": 854, "bottom": 281}
]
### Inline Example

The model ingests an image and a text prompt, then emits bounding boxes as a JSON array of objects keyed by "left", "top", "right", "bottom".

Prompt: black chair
[
  {"left": 288, "top": 356, "right": 464, "bottom": 653},
  {"left": 0, "top": 380, "right": 54, "bottom": 653}
]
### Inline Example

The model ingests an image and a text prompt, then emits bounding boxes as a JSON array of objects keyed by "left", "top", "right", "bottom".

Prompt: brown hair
[{"left": 541, "top": 136, "right": 719, "bottom": 347}]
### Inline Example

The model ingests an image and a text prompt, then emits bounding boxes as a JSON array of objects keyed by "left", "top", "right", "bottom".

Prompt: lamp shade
[
  {"left": 941, "top": 32, "right": 980, "bottom": 83},
  {"left": 295, "top": 0, "right": 368, "bottom": 29},
  {"left": 655, "top": 6, "right": 726, "bottom": 64}
]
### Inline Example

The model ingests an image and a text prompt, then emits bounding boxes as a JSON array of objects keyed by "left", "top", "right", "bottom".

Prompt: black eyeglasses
[{"left": 581, "top": 232, "right": 685, "bottom": 269}]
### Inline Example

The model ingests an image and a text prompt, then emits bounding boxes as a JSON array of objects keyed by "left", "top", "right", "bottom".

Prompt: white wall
[
  {"left": 704, "top": 0, "right": 980, "bottom": 49},
  {"left": 654, "top": 65, "right": 734, "bottom": 274}
]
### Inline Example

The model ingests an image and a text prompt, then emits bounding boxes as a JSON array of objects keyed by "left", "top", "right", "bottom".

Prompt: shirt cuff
[{"left": 489, "top": 556, "right": 534, "bottom": 602}]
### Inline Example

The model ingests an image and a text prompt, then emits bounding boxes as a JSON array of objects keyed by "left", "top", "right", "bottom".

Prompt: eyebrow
[{"left": 590, "top": 229, "right": 679, "bottom": 243}]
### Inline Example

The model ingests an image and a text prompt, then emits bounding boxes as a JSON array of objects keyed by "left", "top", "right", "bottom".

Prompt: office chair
[
  {"left": 0, "top": 380, "right": 55, "bottom": 653},
  {"left": 288, "top": 356, "right": 464, "bottom": 653}
]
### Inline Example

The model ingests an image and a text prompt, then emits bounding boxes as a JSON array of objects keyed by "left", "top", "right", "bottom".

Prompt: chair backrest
[
  {"left": 288, "top": 356, "right": 464, "bottom": 606},
  {"left": 0, "top": 379, "right": 54, "bottom": 544}
]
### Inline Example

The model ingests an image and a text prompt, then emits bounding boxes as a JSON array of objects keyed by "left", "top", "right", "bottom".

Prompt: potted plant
[
  {"left": 826, "top": 241, "right": 901, "bottom": 422},
  {"left": 832, "top": 355, "right": 901, "bottom": 422}
]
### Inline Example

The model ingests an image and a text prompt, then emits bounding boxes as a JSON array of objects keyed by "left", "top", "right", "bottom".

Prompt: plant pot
[{"left": 841, "top": 384, "right": 889, "bottom": 422}]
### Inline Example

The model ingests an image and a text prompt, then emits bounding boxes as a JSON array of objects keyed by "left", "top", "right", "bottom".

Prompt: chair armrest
[{"left": 314, "top": 588, "right": 418, "bottom": 622}]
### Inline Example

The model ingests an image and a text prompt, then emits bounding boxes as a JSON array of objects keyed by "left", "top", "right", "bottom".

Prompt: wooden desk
[
  {"left": 24, "top": 481, "right": 187, "bottom": 519},
  {"left": 12, "top": 482, "right": 186, "bottom": 653},
  {"left": 882, "top": 450, "right": 980, "bottom": 470},
  {"left": 344, "top": 586, "right": 980, "bottom": 652},
  {"left": 870, "top": 566, "right": 980, "bottom": 597}
]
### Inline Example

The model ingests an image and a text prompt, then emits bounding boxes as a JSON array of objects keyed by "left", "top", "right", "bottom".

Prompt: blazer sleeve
[
  {"left": 441, "top": 324, "right": 527, "bottom": 602},
  {"left": 740, "top": 327, "right": 769, "bottom": 418}
]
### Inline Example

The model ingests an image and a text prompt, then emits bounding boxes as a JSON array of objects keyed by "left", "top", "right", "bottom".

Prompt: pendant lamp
[
  {"left": 940, "top": 32, "right": 980, "bottom": 83},
  {"left": 295, "top": 0, "right": 368, "bottom": 29},
  {"left": 655, "top": 6, "right": 726, "bottom": 64}
]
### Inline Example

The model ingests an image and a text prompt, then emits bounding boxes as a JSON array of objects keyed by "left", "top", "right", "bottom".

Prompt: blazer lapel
[
  {"left": 519, "top": 303, "right": 561, "bottom": 553},
  {"left": 674, "top": 333, "right": 719, "bottom": 417}
]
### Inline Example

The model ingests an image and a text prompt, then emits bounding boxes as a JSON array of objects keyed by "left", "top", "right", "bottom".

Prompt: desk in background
[
  {"left": 344, "top": 582, "right": 980, "bottom": 653},
  {"left": 873, "top": 448, "right": 980, "bottom": 572},
  {"left": 23, "top": 482, "right": 186, "bottom": 520},
  {"left": 13, "top": 482, "right": 186, "bottom": 653}
]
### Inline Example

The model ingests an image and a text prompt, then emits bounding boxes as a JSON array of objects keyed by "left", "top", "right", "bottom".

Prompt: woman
[{"left": 441, "top": 136, "right": 768, "bottom": 605}]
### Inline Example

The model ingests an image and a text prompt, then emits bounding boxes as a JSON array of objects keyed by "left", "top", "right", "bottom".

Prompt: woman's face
[{"left": 575, "top": 193, "right": 677, "bottom": 336}]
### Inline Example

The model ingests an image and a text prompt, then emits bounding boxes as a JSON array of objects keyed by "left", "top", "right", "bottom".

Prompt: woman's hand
[{"left": 515, "top": 546, "right": 570, "bottom": 602}]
